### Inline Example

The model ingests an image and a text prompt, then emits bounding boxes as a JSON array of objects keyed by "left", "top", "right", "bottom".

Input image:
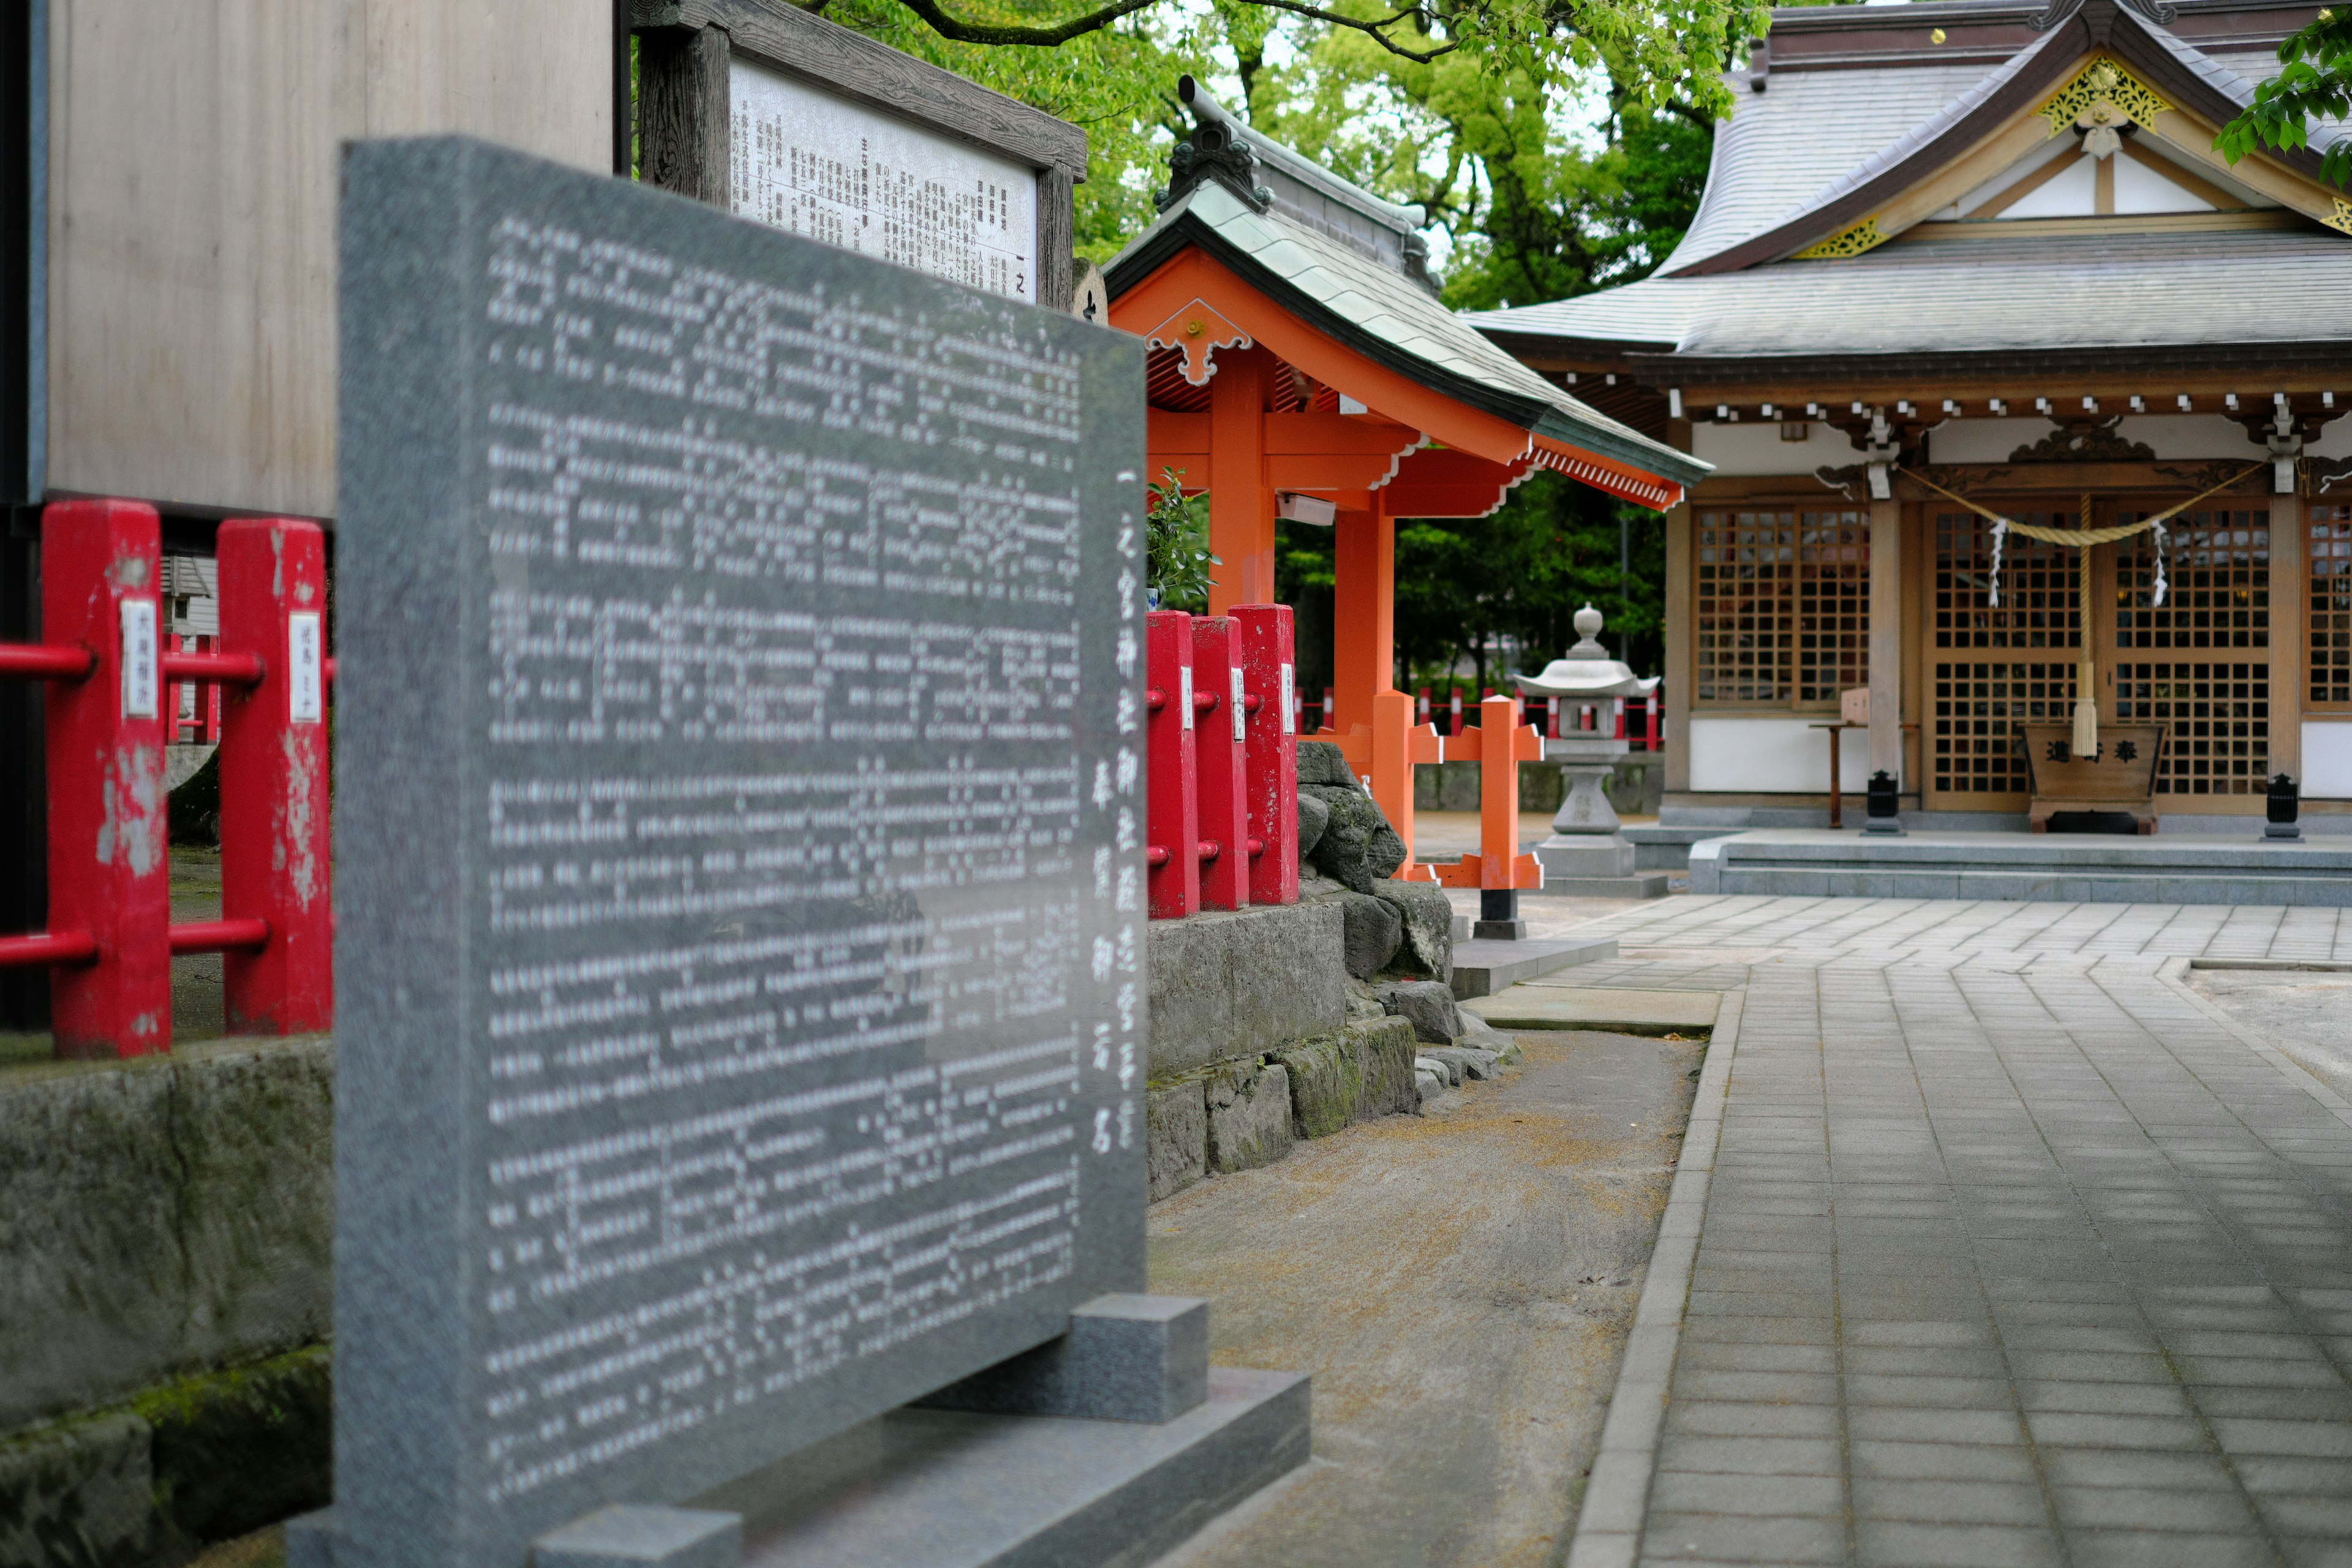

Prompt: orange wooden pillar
[
  {"left": 1207, "top": 348, "right": 1276, "bottom": 612},
  {"left": 1329, "top": 499, "right": 1439, "bottom": 878},
  {"left": 1433, "top": 694, "right": 1544, "bottom": 930}
]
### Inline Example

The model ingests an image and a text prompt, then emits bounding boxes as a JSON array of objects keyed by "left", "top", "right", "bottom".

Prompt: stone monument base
[
  {"left": 1531, "top": 836, "right": 1672, "bottom": 899},
  {"left": 709, "top": 1367, "right": 1308, "bottom": 1568}
]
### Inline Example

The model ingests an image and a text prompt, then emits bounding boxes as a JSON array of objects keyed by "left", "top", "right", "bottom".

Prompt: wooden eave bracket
[{"left": 1142, "top": 299, "right": 1253, "bottom": 386}]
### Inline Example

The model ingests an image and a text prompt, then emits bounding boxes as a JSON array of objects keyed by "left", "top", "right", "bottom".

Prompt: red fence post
[
  {"left": 1189, "top": 616, "right": 1250, "bottom": 913},
  {"left": 43, "top": 499, "right": 172, "bottom": 1057},
  {"left": 1145, "top": 609, "right": 1199, "bottom": 920},
  {"left": 216, "top": 518, "right": 333, "bottom": 1034},
  {"left": 1234, "top": 604, "right": 1298, "bottom": 907}
]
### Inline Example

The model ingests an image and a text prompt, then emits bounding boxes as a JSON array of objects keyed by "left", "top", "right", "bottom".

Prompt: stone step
[
  {"left": 1691, "top": 830, "right": 2352, "bottom": 905},
  {"left": 1449, "top": 935, "right": 1616, "bottom": 1000},
  {"left": 1463, "top": 984, "right": 1720, "bottom": 1035}
]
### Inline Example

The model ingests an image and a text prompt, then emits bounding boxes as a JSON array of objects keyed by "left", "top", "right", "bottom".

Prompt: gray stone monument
[
  {"left": 315, "top": 137, "right": 1303, "bottom": 1568},
  {"left": 1517, "top": 607, "right": 1668, "bottom": 899}
]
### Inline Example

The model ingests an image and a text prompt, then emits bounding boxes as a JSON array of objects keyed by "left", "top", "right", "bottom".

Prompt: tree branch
[{"left": 889, "top": 0, "right": 1460, "bottom": 62}]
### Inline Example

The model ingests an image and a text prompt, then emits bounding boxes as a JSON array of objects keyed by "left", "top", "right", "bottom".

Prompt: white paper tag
[
  {"left": 1179, "top": 663, "right": 1193, "bottom": 731},
  {"left": 119, "top": 600, "right": 159, "bottom": 719},
  {"left": 288, "top": 613, "right": 324, "bottom": 723},
  {"left": 1229, "top": 666, "right": 1246, "bottom": 742},
  {"left": 1280, "top": 663, "right": 1295, "bottom": 735}
]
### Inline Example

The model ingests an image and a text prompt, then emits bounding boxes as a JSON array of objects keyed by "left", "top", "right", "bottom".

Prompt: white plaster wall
[
  {"left": 1691, "top": 421, "right": 1847, "bottom": 477},
  {"left": 1926, "top": 415, "right": 2260, "bottom": 465},
  {"left": 2305, "top": 722, "right": 2352, "bottom": 799},
  {"left": 1689, "top": 715, "right": 1870, "bottom": 793},
  {"left": 2312, "top": 418, "right": 2352, "bottom": 461}
]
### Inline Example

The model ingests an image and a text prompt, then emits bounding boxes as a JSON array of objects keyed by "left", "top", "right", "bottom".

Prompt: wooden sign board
[
  {"left": 635, "top": 0, "right": 1085, "bottom": 311},
  {"left": 2018, "top": 723, "right": 2166, "bottom": 833}
]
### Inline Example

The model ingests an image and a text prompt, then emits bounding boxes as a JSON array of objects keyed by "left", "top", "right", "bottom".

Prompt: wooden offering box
[{"left": 2018, "top": 724, "right": 2166, "bottom": 834}]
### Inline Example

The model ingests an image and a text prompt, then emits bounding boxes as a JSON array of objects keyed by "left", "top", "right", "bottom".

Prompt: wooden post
[
  {"left": 1207, "top": 349, "right": 1275, "bottom": 613},
  {"left": 638, "top": 23, "right": 731, "bottom": 205},
  {"left": 1868, "top": 496, "right": 1902, "bottom": 788},
  {"left": 2272, "top": 492, "right": 2305, "bottom": 785},
  {"left": 1664, "top": 500, "right": 1693, "bottom": 794},
  {"left": 1330, "top": 505, "right": 1393, "bottom": 739}
]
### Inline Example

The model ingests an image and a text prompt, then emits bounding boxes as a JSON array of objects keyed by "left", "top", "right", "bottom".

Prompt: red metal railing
[
  {"left": 1145, "top": 605, "right": 1298, "bottom": 920},
  {"left": 0, "top": 500, "right": 334, "bottom": 1058}
]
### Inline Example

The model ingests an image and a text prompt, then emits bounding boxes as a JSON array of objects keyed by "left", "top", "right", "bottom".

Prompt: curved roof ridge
[{"left": 1664, "top": 23, "right": 2073, "bottom": 276}]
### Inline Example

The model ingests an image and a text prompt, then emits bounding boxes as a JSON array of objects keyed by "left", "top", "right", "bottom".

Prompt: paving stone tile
[
  {"left": 1845, "top": 1374, "right": 2017, "bottom": 1410},
  {"left": 2175, "top": 1355, "right": 2345, "bottom": 1389},
  {"left": 1849, "top": 1519, "right": 2064, "bottom": 1568},
  {"left": 2256, "top": 1493, "right": 2352, "bottom": 1538},
  {"left": 2189, "top": 1386, "right": 2352, "bottom": 1421},
  {"left": 2005, "top": 1351, "right": 2173, "bottom": 1384},
  {"left": 1670, "top": 1370, "right": 1840, "bottom": 1405},
  {"left": 1646, "top": 1470, "right": 1844, "bottom": 1518},
  {"left": 1842, "top": 1346, "right": 2008, "bottom": 1379},
  {"left": 1652, "top": 1435, "right": 1842, "bottom": 1477},
  {"left": 1847, "top": 1441, "right": 2038, "bottom": 1484},
  {"left": 2234, "top": 1455, "right": 2352, "bottom": 1493},
  {"left": 2016, "top": 1380, "right": 2193, "bottom": 1416},
  {"left": 1637, "top": 1510, "right": 1844, "bottom": 1564},
  {"left": 1850, "top": 1478, "right": 2048, "bottom": 1526},
  {"left": 1664, "top": 1401, "right": 1839, "bottom": 1439},
  {"left": 2037, "top": 1448, "right": 2238, "bottom": 1491},
  {"left": 2048, "top": 1485, "right": 2259, "bottom": 1532},
  {"left": 1678, "top": 1342, "right": 1838, "bottom": 1375},
  {"left": 1849, "top": 1406, "right": 2025, "bottom": 1446},
  {"left": 2061, "top": 1531, "right": 2282, "bottom": 1568}
]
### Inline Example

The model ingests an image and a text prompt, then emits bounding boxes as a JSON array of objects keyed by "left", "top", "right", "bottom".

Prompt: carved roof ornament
[
  {"left": 1139, "top": 297, "right": 1252, "bottom": 385},
  {"left": 2040, "top": 59, "right": 2171, "bottom": 140},
  {"left": 1792, "top": 216, "right": 1885, "bottom": 260},
  {"left": 2008, "top": 416, "right": 2157, "bottom": 462},
  {"left": 2030, "top": 0, "right": 2177, "bottom": 32},
  {"left": 1156, "top": 121, "right": 1275, "bottom": 215}
]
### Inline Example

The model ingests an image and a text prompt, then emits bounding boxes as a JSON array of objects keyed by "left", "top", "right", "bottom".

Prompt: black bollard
[
  {"left": 1475, "top": 888, "right": 1526, "bottom": 941},
  {"left": 2266, "top": 772, "right": 2301, "bottom": 841},
  {"left": 1862, "top": 769, "right": 1904, "bottom": 836}
]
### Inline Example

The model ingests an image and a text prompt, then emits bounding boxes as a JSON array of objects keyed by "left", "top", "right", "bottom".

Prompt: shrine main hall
[{"left": 1473, "top": 0, "right": 2352, "bottom": 854}]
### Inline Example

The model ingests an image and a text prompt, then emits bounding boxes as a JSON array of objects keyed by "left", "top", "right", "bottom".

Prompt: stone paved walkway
[{"left": 1546, "top": 897, "right": 2352, "bottom": 1568}]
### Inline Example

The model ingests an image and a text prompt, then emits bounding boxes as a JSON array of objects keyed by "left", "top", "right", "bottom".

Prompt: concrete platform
[
  {"left": 1538, "top": 872, "right": 1673, "bottom": 899},
  {"left": 1464, "top": 985, "right": 1720, "bottom": 1035},
  {"left": 1449, "top": 935, "right": 1617, "bottom": 999},
  {"left": 699, "top": 1368, "right": 1309, "bottom": 1568},
  {"left": 1688, "top": 829, "right": 2352, "bottom": 905}
]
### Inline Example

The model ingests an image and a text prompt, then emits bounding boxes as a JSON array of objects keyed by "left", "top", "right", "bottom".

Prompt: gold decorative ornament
[
  {"left": 2327, "top": 198, "right": 2352, "bottom": 236},
  {"left": 1792, "top": 216, "right": 1887, "bottom": 260},
  {"left": 2040, "top": 58, "right": 2171, "bottom": 137},
  {"left": 1930, "top": 27, "right": 1947, "bottom": 42}
]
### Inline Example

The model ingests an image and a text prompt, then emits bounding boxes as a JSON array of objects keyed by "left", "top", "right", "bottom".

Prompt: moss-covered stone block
[
  {"left": 1352, "top": 1016, "right": 1420, "bottom": 1121},
  {"left": 1205, "top": 1061, "right": 1293, "bottom": 1174},
  {"left": 1273, "top": 1034, "right": 1362, "bottom": 1140},
  {"left": 1145, "top": 1079, "right": 1208, "bottom": 1202},
  {"left": 0, "top": 1411, "right": 156, "bottom": 1568},
  {"left": 140, "top": 1346, "right": 330, "bottom": 1553}
]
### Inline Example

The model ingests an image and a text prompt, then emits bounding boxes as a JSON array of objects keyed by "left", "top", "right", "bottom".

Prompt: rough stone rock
[
  {"left": 1365, "top": 817, "right": 1406, "bottom": 883},
  {"left": 1458, "top": 1012, "right": 1521, "bottom": 1061},
  {"left": 1376, "top": 979, "right": 1464, "bottom": 1045},
  {"left": 1415, "top": 1054, "right": 1460, "bottom": 1089},
  {"left": 1371, "top": 880, "right": 1454, "bottom": 981},
  {"left": 1205, "top": 1061, "right": 1294, "bottom": 1174},
  {"left": 1335, "top": 892, "right": 1403, "bottom": 978},
  {"left": 1414, "top": 1065, "right": 1447, "bottom": 1107},
  {"left": 1147, "top": 901, "right": 1347, "bottom": 1079},
  {"left": 1145, "top": 1079, "right": 1208, "bottom": 1202},
  {"left": 1344, "top": 989, "right": 1387, "bottom": 1022},
  {"left": 1295, "top": 739, "right": 1357, "bottom": 787},
  {"left": 1354, "top": 1016, "right": 1421, "bottom": 1119},
  {"left": 1295, "top": 789, "right": 1329, "bottom": 862},
  {"left": 1426, "top": 1045, "right": 1502, "bottom": 1082},
  {"left": 1300, "top": 784, "right": 1379, "bottom": 891},
  {"left": 1273, "top": 1035, "right": 1363, "bottom": 1140}
]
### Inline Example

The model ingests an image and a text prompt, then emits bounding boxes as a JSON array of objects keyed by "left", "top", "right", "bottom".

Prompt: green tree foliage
[
  {"left": 2215, "top": 7, "right": 2352, "bottom": 189},
  {"left": 815, "top": 0, "right": 1735, "bottom": 681},
  {"left": 1147, "top": 469, "right": 1219, "bottom": 611}
]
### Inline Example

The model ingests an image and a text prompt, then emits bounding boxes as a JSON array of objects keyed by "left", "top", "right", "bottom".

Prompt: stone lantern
[{"left": 1513, "top": 605, "right": 1665, "bottom": 895}]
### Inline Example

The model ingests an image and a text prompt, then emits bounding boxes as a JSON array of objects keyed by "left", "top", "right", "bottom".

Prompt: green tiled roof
[{"left": 1106, "top": 177, "right": 1711, "bottom": 490}]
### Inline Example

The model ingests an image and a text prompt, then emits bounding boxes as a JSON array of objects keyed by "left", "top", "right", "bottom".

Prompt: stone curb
[
  {"left": 1561, "top": 986, "right": 1744, "bottom": 1568},
  {"left": 2153, "top": 955, "right": 2352, "bottom": 1131}
]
